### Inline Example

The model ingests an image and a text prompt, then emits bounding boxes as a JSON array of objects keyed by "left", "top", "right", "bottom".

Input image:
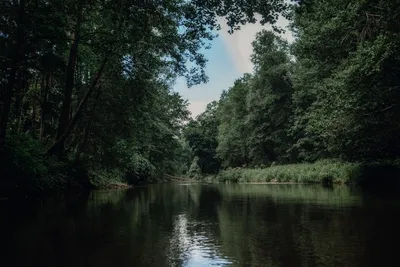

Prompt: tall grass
[{"left": 205, "top": 159, "right": 363, "bottom": 184}]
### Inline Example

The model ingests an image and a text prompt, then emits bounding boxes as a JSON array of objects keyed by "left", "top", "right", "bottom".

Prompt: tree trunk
[
  {"left": 46, "top": 58, "right": 107, "bottom": 155},
  {"left": 0, "top": 0, "right": 25, "bottom": 151},
  {"left": 40, "top": 72, "right": 51, "bottom": 141},
  {"left": 14, "top": 69, "right": 24, "bottom": 122},
  {"left": 75, "top": 88, "right": 102, "bottom": 162},
  {"left": 29, "top": 97, "right": 37, "bottom": 134},
  {"left": 55, "top": 0, "right": 85, "bottom": 140},
  {"left": 17, "top": 72, "right": 30, "bottom": 133}
]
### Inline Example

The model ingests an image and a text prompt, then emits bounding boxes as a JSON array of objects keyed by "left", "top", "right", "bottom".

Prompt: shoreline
[
  {"left": 103, "top": 183, "right": 133, "bottom": 189},
  {"left": 202, "top": 162, "right": 400, "bottom": 186}
]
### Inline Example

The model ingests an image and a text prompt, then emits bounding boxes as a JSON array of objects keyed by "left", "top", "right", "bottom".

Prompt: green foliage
[
  {"left": 2, "top": 0, "right": 291, "bottom": 194},
  {"left": 208, "top": 160, "right": 362, "bottom": 184},
  {"left": 125, "top": 153, "right": 156, "bottom": 184},
  {"left": 217, "top": 76, "right": 251, "bottom": 167},
  {"left": 3, "top": 0, "right": 400, "bottom": 192},
  {"left": 188, "top": 157, "right": 202, "bottom": 178},
  {"left": 188, "top": 30, "right": 294, "bottom": 170},
  {"left": 291, "top": 0, "right": 400, "bottom": 161},
  {"left": 185, "top": 0, "right": 400, "bottom": 180},
  {"left": 2, "top": 133, "right": 67, "bottom": 195},
  {"left": 245, "top": 31, "right": 293, "bottom": 164},
  {"left": 184, "top": 102, "right": 221, "bottom": 174}
]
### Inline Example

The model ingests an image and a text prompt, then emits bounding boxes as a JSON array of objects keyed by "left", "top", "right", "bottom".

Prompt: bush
[
  {"left": 123, "top": 153, "right": 156, "bottom": 184},
  {"left": 88, "top": 169, "right": 125, "bottom": 188},
  {"left": 188, "top": 157, "right": 202, "bottom": 178},
  {"left": 1, "top": 133, "right": 67, "bottom": 197}
]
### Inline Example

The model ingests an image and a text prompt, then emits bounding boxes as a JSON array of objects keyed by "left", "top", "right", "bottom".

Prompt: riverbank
[
  {"left": 0, "top": 133, "right": 145, "bottom": 198},
  {"left": 0, "top": 158, "right": 131, "bottom": 198},
  {"left": 203, "top": 160, "right": 400, "bottom": 187},
  {"left": 0, "top": 139, "right": 128, "bottom": 198}
]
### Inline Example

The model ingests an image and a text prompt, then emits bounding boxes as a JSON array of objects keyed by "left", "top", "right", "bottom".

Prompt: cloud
[
  {"left": 175, "top": 15, "right": 296, "bottom": 118},
  {"left": 188, "top": 101, "right": 209, "bottom": 118},
  {"left": 218, "top": 15, "right": 294, "bottom": 74}
]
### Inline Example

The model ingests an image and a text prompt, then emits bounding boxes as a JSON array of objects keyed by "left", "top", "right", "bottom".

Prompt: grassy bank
[{"left": 204, "top": 159, "right": 400, "bottom": 186}]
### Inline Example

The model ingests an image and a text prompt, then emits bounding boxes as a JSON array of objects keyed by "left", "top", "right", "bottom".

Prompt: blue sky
[
  {"left": 173, "top": 36, "right": 242, "bottom": 118},
  {"left": 173, "top": 16, "right": 294, "bottom": 118}
]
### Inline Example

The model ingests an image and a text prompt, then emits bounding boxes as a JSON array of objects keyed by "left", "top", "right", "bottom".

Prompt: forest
[
  {"left": 1, "top": 0, "right": 400, "bottom": 196},
  {"left": 184, "top": 0, "right": 400, "bottom": 184}
]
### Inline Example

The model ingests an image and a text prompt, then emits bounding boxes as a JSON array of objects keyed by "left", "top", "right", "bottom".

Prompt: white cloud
[
  {"left": 188, "top": 101, "right": 209, "bottom": 119},
  {"left": 218, "top": 15, "right": 295, "bottom": 74},
  {"left": 177, "top": 15, "right": 296, "bottom": 118}
]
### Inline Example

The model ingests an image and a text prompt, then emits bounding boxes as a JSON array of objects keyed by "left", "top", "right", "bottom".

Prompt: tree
[
  {"left": 215, "top": 31, "right": 294, "bottom": 168},
  {"left": 184, "top": 101, "right": 221, "bottom": 174},
  {"left": 245, "top": 31, "right": 293, "bottom": 165},
  {"left": 291, "top": 0, "right": 400, "bottom": 161},
  {"left": 183, "top": 0, "right": 400, "bottom": 177},
  {"left": 217, "top": 76, "right": 251, "bottom": 167},
  {"left": 0, "top": 0, "right": 294, "bottom": 187}
]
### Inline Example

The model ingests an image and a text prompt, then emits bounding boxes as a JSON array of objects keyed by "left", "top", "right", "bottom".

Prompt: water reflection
[
  {"left": 2, "top": 184, "right": 400, "bottom": 267},
  {"left": 167, "top": 214, "right": 231, "bottom": 266}
]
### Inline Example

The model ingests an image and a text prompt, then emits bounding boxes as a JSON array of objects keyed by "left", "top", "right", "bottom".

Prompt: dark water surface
[{"left": 2, "top": 184, "right": 400, "bottom": 267}]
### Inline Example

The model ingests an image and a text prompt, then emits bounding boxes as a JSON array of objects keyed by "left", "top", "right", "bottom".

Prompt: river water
[{"left": 2, "top": 184, "right": 400, "bottom": 267}]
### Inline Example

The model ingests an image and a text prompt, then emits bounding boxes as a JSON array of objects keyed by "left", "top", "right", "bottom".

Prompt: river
[{"left": 2, "top": 184, "right": 400, "bottom": 267}]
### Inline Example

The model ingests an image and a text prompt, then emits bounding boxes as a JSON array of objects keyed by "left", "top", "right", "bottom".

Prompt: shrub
[
  {"left": 1, "top": 133, "right": 67, "bottom": 196},
  {"left": 123, "top": 153, "right": 156, "bottom": 184}
]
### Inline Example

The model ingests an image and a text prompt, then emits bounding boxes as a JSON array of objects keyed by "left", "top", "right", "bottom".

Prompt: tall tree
[
  {"left": 0, "top": 0, "right": 26, "bottom": 151},
  {"left": 184, "top": 101, "right": 221, "bottom": 174},
  {"left": 217, "top": 76, "right": 251, "bottom": 167},
  {"left": 291, "top": 0, "right": 400, "bottom": 161},
  {"left": 245, "top": 31, "right": 293, "bottom": 165}
]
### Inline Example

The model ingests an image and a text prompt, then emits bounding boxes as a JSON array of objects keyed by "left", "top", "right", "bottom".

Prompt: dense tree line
[
  {"left": 2, "top": 0, "right": 399, "bottom": 189},
  {"left": 0, "top": 0, "right": 288, "bottom": 193},
  {"left": 185, "top": 0, "right": 400, "bottom": 175}
]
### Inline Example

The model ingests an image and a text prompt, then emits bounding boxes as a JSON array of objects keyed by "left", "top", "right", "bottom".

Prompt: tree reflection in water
[{"left": 2, "top": 184, "right": 400, "bottom": 267}]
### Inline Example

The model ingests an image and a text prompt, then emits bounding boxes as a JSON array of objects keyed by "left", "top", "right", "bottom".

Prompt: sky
[{"left": 173, "top": 16, "right": 295, "bottom": 119}]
